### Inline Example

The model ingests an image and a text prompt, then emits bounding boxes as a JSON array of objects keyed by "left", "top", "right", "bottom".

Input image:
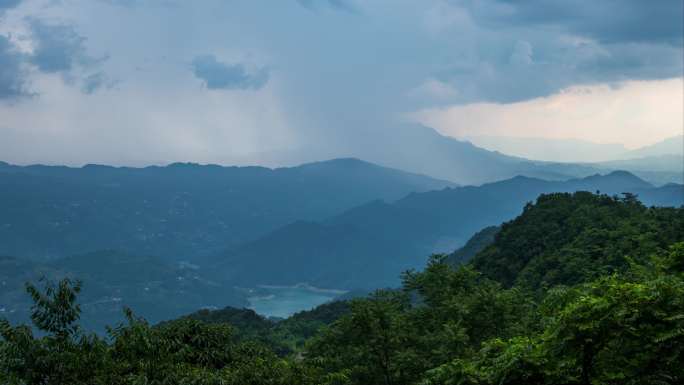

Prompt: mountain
[
  {"left": 622, "top": 135, "right": 684, "bottom": 159},
  {"left": 591, "top": 154, "right": 684, "bottom": 185},
  {"left": 4, "top": 189, "right": 682, "bottom": 385},
  {"left": 351, "top": 124, "right": 604, "bottom": 185},
  {"left": 445, "top": 226, "right": 500, "bottom": 266},
  {"left": 638, "top": 182, "right": 684, "bottom": 207},
  {"left": 0, "top": 158, "right": 453, "bottom": 260},
  {"left": 209, "top": 171, "right": 682, "bottom": 289},
  {"left": 463, "top": 136, "right": 628, "bottom": 163},
  {"left": 0, "top": 250, "right": 247, "bottom": 333},
  {"left": 596, "top": 154, "right": 684, "bottom": 172},
  {"left": 471, "top": 191, "right": 684, "bottom": 289},
  {"left": 176, "top": 300, "right": 351, "bottom": 354},
  {"left": 355, "top": 125, "right": 681, "bottom": 186}
]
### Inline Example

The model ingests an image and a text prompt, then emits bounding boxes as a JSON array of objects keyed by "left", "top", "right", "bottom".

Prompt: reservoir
[{"left": 246, "top": 284, "right": 346, "bottom": 319}]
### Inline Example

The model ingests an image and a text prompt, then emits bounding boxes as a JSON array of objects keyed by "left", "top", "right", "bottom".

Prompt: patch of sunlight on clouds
[{"left": 412, "top": 78, "right": 684, "bottom": 151}]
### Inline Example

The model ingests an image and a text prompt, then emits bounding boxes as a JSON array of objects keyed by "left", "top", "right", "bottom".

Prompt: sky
[{"left": 0, "top": 0, "right": 682, "bottom": 166}]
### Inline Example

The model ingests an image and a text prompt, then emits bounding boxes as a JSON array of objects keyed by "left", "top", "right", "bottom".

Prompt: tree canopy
[{"left": 2, "top": 192, "right": 683, "bottom": 384}]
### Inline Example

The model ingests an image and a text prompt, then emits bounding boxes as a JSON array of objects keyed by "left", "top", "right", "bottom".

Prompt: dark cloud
[
  {"left": 28, "top": 20, "right": 105, "bottom": 73},
  {"left": 0, "top": 19, "right": 111, "bottom": 102},
  {"left": 296, "top": 0, "right": 358, "bottom": 13},
  {"left": 101, "top": 0, "right": 139, "bottom": 6},
  {"left": 0, "top": 36, "right": 29, "bottom": 100},
  {"left": 191, "top": 55, "right": 269, "bottom": 91},
  {"left": 466, "top": 0, "right": 683, "bottom": 46},
  {"left": 100, "top": 0, "right": 178, "bottom": 8},
  {"left": 81, "top": 71, "right": 114, "bottom": 94},
  {"left": 426, "top": 0, "right": 684, "bottom": 104},
  {"left": 0, "top": 0, "right": 21, "bottom": 11},
  {"left": 435, "top": 40, "right": 682, "bottom": 104},
  {"left": 0, "top": 0, "right": 680, "bottom": 167}
]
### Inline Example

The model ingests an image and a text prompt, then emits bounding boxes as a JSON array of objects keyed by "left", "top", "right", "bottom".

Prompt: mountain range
[
  {"left": 0, "top": 250, "right": 247, "bottom": 333},
  {"left": 621, "top": 135, "right": 683, "bottom": 159},
  {"left": 328, "top": 124, "right": 683, "bottom": 185},
  {"left": 462, "top": 134, "right": 683, "bottom": 164},
  {"left": 0, "top": 158, "right": 453, "bottom": 260},
  {"left": 2, "top": 141, "right": 683, "bottom": 331},
  {"left": 207, "top": 170, "right": 683, "bottom": 289}
]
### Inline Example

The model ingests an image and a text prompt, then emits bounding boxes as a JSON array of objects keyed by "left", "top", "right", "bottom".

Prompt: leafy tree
[
  {"left": 307, "top": 290, "right": 421, "bottom": 385},
  {"left": 538, "top": 246, "right": 684, "bottom": 384},
  {"left": 2, "top": 193, "right": 683, "bottom": 384},
  {"left": 473, "top": 192, "right": 684, "bottom": 289},
  {"left": 1, "top": 278, "right": 109, "bottom": 385},
  {"left": 25, "top": 277, "right": 82, "bottom": 341}
]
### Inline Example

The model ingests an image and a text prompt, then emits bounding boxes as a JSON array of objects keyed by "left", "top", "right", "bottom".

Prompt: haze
[{"left": 0, "top": 0, "right": 682, "bottom": 167}]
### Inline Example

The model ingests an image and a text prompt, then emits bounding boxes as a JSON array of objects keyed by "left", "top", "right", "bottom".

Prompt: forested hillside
[
  {"left": 445, "top": 226, "right": 500, "bottom": 266},
  {"left": 2, "top": 192, "right": 683, "bottom": 384},
  {"left": 0, "top": 250, "right": 247, "bottom": 333},
  {"left": 0, "top": 159, "right": 452, "bottom": 260},
  {"left": 213, "top": 171, "right": 683, "bottom": 289},
  {"left": 5, "top": 166, "right": 679, "bottom": 334},
  {"left": 472, "top": 192, "right": 684, "bottom": 289}
]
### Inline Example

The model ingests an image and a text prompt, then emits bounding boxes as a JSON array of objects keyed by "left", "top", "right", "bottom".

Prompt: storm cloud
[
  {"left": 0, "top": 0, "right": 21, "bottom": 11},
  {"left": 0, "top": 36, "right": 28, "bottom": 100},
  {"left": 28, "top": 20, "right": 104, "bottom": 74},
  {"left": 465, "top": 0, "right": 683, "bottom": 46},
  {"left": 297, "top": 0, "right": 359, "bottom": 13},
  {"left": 0, "top": 17, "right": 109, "bottom": 99},
  {"left": 421, "top": 0, "right": 684, "bottom": 103},
  {"left": 192, "top": 55, "right": 269, "bottom": 91},
  {"left": 0, "top": 0, "right": 681, "bottom": 167}
]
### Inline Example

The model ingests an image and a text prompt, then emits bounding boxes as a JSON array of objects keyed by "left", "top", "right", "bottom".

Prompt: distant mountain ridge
[
  {"left": 352, "top": 124, "right": 604, "bottom": 185},
  {"left": 0, "top": 158, "right": 453, "bottom": 260},
  {"left": 210, "top": 171, "right": 683, "bottom": 289},
  {"left": 463, "top": 136, "right": 628, "bottom": 163},
  {"left": 457, "top": 134, "right": 683, "bottom": 164},
  {"left": 0, "top": 250, "right": 247, "bottom": 333},
  {"left": 589, "top": 154, "right": 684, "bottom": 186},
  {"left": 622, "top": 135, "right": 683, "bottom": 159},
  {"left": 366, "top": 126, "right": 681, "bottom": 185}
]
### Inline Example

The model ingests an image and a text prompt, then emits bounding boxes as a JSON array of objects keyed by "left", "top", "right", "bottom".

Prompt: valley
[
  {"left": 1, "top": 155, "right": 682, "bottom": 331},
  {"left": 244, "top": 284, "right": 346, "bottom": 319},
  {"left": 2, "top": 1, "right": 682, "bottom": 382}
]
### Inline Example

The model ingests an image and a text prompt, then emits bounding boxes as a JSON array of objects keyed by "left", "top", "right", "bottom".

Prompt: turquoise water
[{"left": 247, "top": 284, "right": 346, "bottom": 319}]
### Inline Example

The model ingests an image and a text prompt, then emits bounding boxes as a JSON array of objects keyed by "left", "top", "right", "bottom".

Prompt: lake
[{"left": 246, "top": 284, "right": 347, "bottom": 319}]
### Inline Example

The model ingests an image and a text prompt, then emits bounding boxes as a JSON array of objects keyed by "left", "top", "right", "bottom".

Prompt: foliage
[
  {"left": 176, "top": 300, "right": 350, "bottom": 355},
  {"left": 2, "top": 192, "right": 683, "bottom": 384},
  {"left": 445, "top": 226, "right": 500, "bottom": 266},
  {"left": 472, "top": 192, "right": 684, "bottom": 289},
  {"left": 0, "top": 280, "right": 312, "bottom": 384}
]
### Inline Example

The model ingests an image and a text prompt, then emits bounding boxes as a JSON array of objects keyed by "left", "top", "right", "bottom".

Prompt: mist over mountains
[
  {"left": 0, "top": 251, "right": 247, "bottom": 332},
  {"left": 463, "top": 134, "right": 683, "bottom": 164},
  {"left": 621, "top": 135, "right": 683, "bottom": 159},
  {"left": 1, "top": 134, "right": 682, "bottom": 331},
  {"left": 0, "top": 158, "right": 452, "bottom": 260},
  {"left": 301, "top": 124, "right": 682, "bottom": 186},
  {"left": 210, "top": 170, "right": 682, "bottom": 289},
  {"left": 463, "top": 136, "right": 629, "bottom": 163}
]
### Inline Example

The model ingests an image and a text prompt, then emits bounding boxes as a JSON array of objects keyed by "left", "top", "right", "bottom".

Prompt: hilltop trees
[
  {"left": 1, "top": 279, "right": 313, "bottom": 385},
  {"left": 2, "top": 192, "right": 683, "bottom": 384}
]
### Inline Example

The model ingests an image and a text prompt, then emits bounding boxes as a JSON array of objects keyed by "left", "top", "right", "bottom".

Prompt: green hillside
[
  {"left": 0, "top": 250, "right": 247, "bottom": 333},
  {"left": 446, "top": 226, "right": 500, "bottom": 266},
  {"left": 2, "top": 192, "right": 683, "bottom": 384},
  {"left": 473, "top": 192, "right": 684, "bottom": 289},
  {"left": 212, "top": 171, "right": 683, "bottom": 289},
  {"left": 0, "top": 158, "right": 453, "bottom": 260}
]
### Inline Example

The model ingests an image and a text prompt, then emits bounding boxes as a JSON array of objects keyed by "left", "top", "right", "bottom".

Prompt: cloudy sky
[{"left": 0, "top": 0, "right": 682, "bottom": 166}]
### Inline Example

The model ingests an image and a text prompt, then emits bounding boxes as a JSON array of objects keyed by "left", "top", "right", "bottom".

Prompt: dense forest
[
  {"left": 0, "top": 159, "right": 453, "bottom": 260},
  {"left": 1, "top": 192, "right": 683, "bottom": 384}
]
